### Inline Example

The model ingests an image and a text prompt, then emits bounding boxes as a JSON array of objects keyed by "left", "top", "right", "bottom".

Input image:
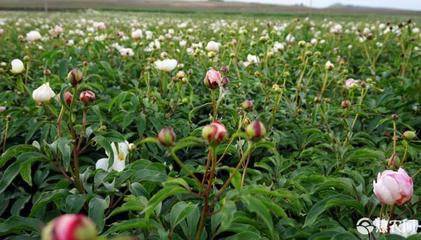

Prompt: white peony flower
[
  {"left": 285, "top": 33, "right": 295, "bottom": 43},
  {"left": 145, "top": 30, "right": 153, "bottom": 40},
  {"left": 154, "top": 59, "right": 177, "bottom": 72},
  {"left": 272, "top": 42, "right": 284, "bottom": 52},
  {"left": 26, "top": 30, "right": 42, "bottom": 42},
  {"left": 119, "top": 48, "right": 134, "bottom": 57},
  {"left": 179, "top": 40, "right": 187, "bottom": 47},
  {"left": 330, "top": 24, "right": 343, "bottom": 34},
  {"left": 131, "top": 29, "right": 143, "bottom": 39},
  {"left": 247, "top": 54, "right": 260, "bottom": 63},
  {"left": 93, "top": 21, "right": 106, "bottom": 30},
  {"left": 32, "top": 83, "right": 55, "bottom": 104},
  {"left": 10, "top": 59, "right": 25, "bottom": 74},
  {"left": 96, "top": 141, "right": 130, "bottom": 172},
  {"left": 206, "top": 41, "right": 221, "bottom": 52}
]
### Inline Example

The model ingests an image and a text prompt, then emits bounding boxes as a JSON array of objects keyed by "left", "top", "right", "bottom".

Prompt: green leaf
[
  {"left": 10, "top": 194, "right": 31, "bottom": 216},
  {"left": 0, "top": 159, "right": 23, "bottom": 193},
  {"left": 0, "top": 144, "right": 38, "bottom": 168},
  {"left": 169, "top": 201, "right": 197, "bottom": 229},
  {"left": 303, "top": 194, "right": 364, "bottom": 227},
  {"left": 109, "top": 195, "right": 147, "bottom": 217},
  {"left": 103, "top": 219, "right": 148, "bottom": 235},
  {"left": 63, "top": 194, "right": 85, "bottom": 213},
  {"left": 144, "top": 186, "right": 189, "bottom": 219},
  {"left": 56, "top": 138, "right": 72, "bottom": 171},
  {"left": 0, "top": 216, "right": 43, "bottom": 236},
  {"left": 241, "top": 194, "right": 276, "bottom": 239},
  {"left": 19, "top": 160, "right": 33, "bottom": 186},
  {"left": 30, "top": 189, "right": 67, "bottom": 217},
  {"left": 88, "top": 196, "right": 108, "bottom": 233},
  {"left": 224, "top": 231, "right": 261, "bottom": 240}
]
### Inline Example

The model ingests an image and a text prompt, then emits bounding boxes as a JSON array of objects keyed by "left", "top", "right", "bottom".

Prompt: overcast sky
[{"left": 227, "top": 0, "right": 421, "bottom": 11}]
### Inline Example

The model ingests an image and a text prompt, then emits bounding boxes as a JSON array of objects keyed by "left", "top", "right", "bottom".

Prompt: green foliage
[{"left": 0, "top": 10, "right": 420, "bottom": 239}]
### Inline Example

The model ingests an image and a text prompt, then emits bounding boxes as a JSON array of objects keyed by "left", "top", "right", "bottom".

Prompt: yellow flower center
[{"left": 118, "top": 152, "right": 125, "bottom": 161}]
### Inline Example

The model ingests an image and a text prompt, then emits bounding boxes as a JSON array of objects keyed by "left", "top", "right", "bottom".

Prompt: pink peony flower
[
  {"left": 203, "top": 68, "right": 222, "bottom": 89},
  {"left": 373, "top": 168, "right": 413, "bottom": 205},
  {"left": 344, "top": 78, "right": 359, "bottom": 89}
]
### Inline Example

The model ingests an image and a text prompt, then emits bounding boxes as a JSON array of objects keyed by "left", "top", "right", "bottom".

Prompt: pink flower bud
[
  {"left": 203, "top": 68, "right": 222, "bottom": 89},
  {"left": 246, "top": 120, "right": 266, "bottom": 140},
  {"left": 64, "top": 91, "right": 73, "bottom": 105},
  {"left": 241, "top": 99, "right": 254, "bottom": 111},
  {"left": 202, "top": 121, "right": 227, "bottom": 144},
  {"left": 158, "top": 127, "right": 176, "bottom": 146},
  {"left": 79, "top": 90, "right": 96, "bottom": 104},
  {"left": 373, "top": 168, "right": 413, "bottom": 205},
  {"left": 41, "top": 214, "right": 97, "bottom": 240},
  {"left": 341, "top": 99, "right": 350, "bottom": 109},
  {"left": 0, "top": 106, "right": 6, "bottom": 113},
  {"left": 344, "top": 78, "right": 359, "bottom": 89}
]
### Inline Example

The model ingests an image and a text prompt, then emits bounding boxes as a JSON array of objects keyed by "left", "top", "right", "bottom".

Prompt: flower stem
[
  {"left": 195, "top": 146, "right": 217, "bottom": 240},
  {"left": 1, "top": 115, "right": 10, "bottom": 153},
  {"left": 56, "top": 106, "right": 65, "bottom": 138},
  {"left": 216, "top": 142, "right": 253, "bottom": 199}
]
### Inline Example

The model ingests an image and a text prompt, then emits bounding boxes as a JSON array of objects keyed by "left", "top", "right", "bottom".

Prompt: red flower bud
[
  {"left": 241, "top": 99, "right": 254, "bottom": 111},
  {"left": 79, "top": 90, "right": 96, "bottom": 104},
  {"left": 203, "top": 68, "right": 222, "bottom": 89},
  {"left": 246, "top": 120, "right": 266, "bottom": 140},
  {"left": 41, "top": 214, "right": 97, "bottom": 240},
  {"left": 221, "top": 76, "right": 230, "bottom": 87},
  {"left": 202, "top": 120, "right": 227, "bottom": 144},
  {"left": 64, "top": 91, "right": 73, "bottom": 105},
  {"left": 158, "top": 127, "right": 176, "bottom": 146}
]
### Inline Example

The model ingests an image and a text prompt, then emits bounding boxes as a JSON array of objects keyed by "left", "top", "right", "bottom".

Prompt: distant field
[{"left": 0, "top": 0, "right": 420, "bottom": 17}]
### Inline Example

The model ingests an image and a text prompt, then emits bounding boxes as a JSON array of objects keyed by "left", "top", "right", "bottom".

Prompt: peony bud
[
  {"left": 341, "top": 100, "right": 350, "bottom": 109},
  {"left": 67, "top": 68, "right": 83, "bottom": 86},
  {"left": 325, "top": 60, "right": 334, "bottom": 71},
  {"left": 128, "top": 143, "right": 136, "bottom": 151},
  {"left": 0, "top": 106, "right": 6, "bottom": 113},
  {"left": 403, "top": 131, "right": 416, "bottom": 140},
  {"left": 387, "top": 153, "right": 400, "bottom": 168},
  {"left": 202, "top": 121, "right": 227, "bottom": 144},
  {"left": 391, "top": 113, "right": 399, "bottom": 121},
  {"left": 64, "top": 91, "right": 73, "bottom": 105},
  {"left": 41, "top": 214, "right": 97, "bottom": 240},
  {"left": 241, "top": 99, "right": 254, "bottom": 111},
  {"left": 32, "top": 83, "right": 56, "bottom": 104},
  {"left": 43, "top": 68, "right": 51, "bottom": 76},
  {"left": 344, "top": 78, "right": 359, "bottom": 89},
  {"left": 220, "top": 65, "right": 229, "bottom": 74},
  {"left": 10, "top": 59, "right": 25, "bottom": 74},
  {"left": 373, "top": 168, "right": 413, "bottom": 205},
  {"left": 79, "top": 90, "right": 96, "bottom": 104},
  {"left": 158, "top": 127, "right": 176, "bottom": 146},
  {"left": 246, "top": 120, "right": 266, "bottom": 140},
  {"left": 203, "top": 68, "right": 222, "bottom": 89}
]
